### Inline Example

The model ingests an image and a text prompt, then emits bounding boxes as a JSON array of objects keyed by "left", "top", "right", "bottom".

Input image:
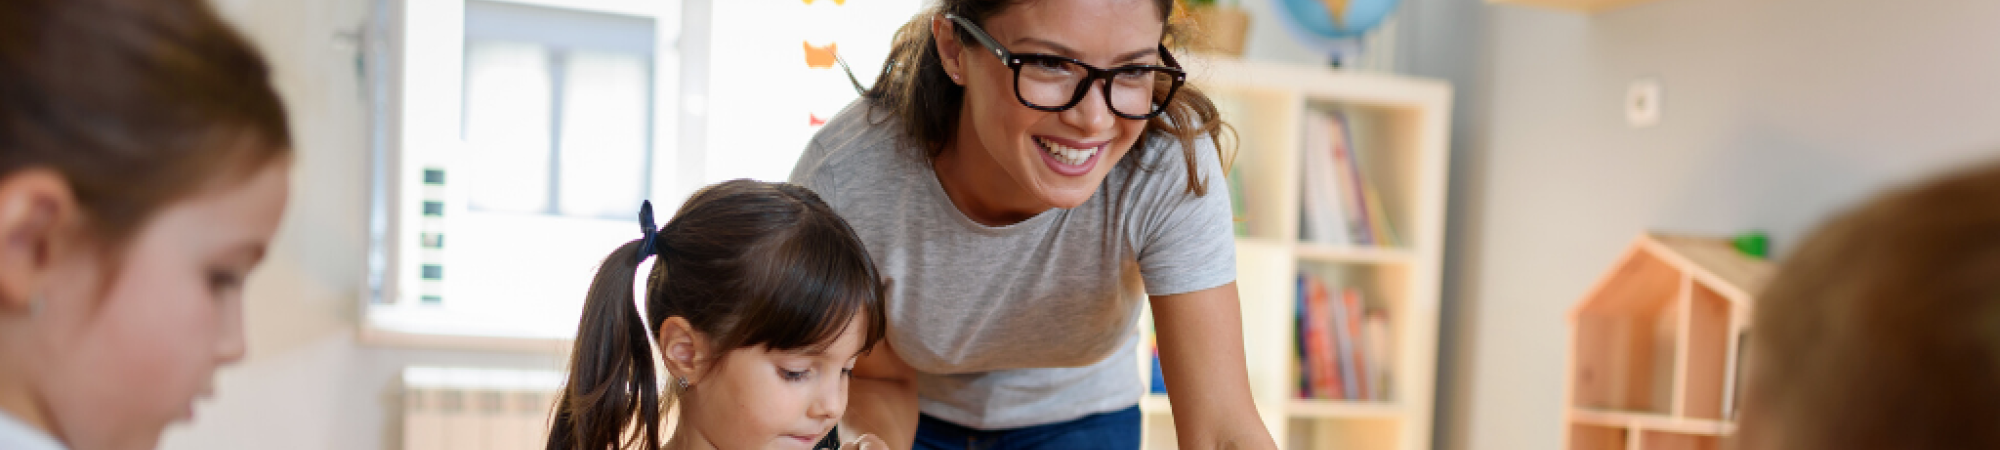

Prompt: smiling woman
[{"left": 788, "top": 1, "right": 1273, "bottom": 449}]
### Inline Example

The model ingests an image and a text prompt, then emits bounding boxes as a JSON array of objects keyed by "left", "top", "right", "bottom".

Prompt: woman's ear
[
  {"left": 0, "top": 169, "right": 76, "bottom": 315},
  {"left": 931, "top": 14, "right": 967, "bottom": 86},
  {"left": 657, "top": 316, "right": 711, "bottom": 386}
]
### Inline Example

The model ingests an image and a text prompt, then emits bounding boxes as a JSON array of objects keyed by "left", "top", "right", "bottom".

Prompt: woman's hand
[
  {"left": 1152, "top": 282, "right": 1279, "bottom": 450},
  {"left": 839, "top": 433, "right": 889, "bottom": 450},
  {"left": 841, "top": 338, "right": 919, "bottom": 449}
]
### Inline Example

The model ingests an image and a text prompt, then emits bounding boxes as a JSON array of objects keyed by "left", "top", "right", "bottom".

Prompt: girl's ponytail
[{"left": 547, "top": 239, "right": 662, "bottom": 450}]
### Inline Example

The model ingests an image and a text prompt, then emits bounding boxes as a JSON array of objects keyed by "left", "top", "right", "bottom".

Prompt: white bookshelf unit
[{"left": 1137, "top": 56, "right": 1453, "bottom": 450}]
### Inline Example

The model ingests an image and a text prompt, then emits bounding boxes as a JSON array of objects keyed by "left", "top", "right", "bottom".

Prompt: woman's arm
[
  {"left": 1152, "top": 282, "right": 1278, "bottom": 450},
  {"left": 843, "top": 339, "right": 920, "bottom": 449}
]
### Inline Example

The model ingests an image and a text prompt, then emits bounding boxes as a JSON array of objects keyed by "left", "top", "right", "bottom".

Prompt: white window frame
[{"left": 362, "top": 0, "right": 711, "bottom": 351}]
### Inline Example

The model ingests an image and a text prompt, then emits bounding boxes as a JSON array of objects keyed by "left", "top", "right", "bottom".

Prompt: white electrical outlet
[{"left": 1626, "top": 78, "right": 1662, "bottom": 128}]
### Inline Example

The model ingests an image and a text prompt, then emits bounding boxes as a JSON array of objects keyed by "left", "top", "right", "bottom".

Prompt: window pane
[
  {"left": 463, "top": 40, "right": 553, "bottom": 214},
  {"left": 558, "top": 50, "right": 651, "bottom": 218}
]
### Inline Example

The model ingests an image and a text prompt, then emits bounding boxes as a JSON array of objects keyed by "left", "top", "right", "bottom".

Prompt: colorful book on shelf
[
  {"left": 1348, "top": 288, "right": 1372, "bottom": 399},
  {"left": 1293, "top": 272, "right": 1399, "bottom": 401},
  {"left": 1330, "top": 285, "right": 1363, "bottom": 399},
  {"left": 1299, "top": 109, "right": 1403, "bottom": 249},
  {"left": 1299, "top": 110, "right": 1351, "bottom": 245},
  {"left": 1149, "top": 347, "right": 1167, "bottom": 395},
  {"left": 1340, "top": 112, "right": 1401, "bottom": 248},
  {"left": 1326, "top": 113, "right": 1374, "bottom": 246},
  {"left": 1359, "top": 175, "right": 1401, "bottom": 247},
  {"left": 1364, "top": 309, "right": 1392, "bottom": 401},
  {"left": 1304, "top": 276, "right": 1344, "bottom": 399},
  {"left": 1295, "top": 275, "right": 1312, "bottom": 399}
]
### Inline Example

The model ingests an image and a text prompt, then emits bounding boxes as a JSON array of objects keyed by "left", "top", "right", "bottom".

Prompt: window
[
  {"left": 366, "top": 0, "right": 692, "bottom": 344},
  {"left": 365, "top": 0, "right": 921, "bottom": 347}
]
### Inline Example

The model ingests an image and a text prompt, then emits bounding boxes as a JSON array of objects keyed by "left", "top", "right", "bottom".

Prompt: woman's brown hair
[
  {"left": 0, "top": 0, "right": 293, "bottom": 251},
  {"left": 1734, "top": 160, "right": 2000, "bottom": 450},
  {"left": 546, "top": 179, "right": 889, "bottom": 450},
  {"left": 865, "top": 0, "right": 1234, "bottom": 196}
]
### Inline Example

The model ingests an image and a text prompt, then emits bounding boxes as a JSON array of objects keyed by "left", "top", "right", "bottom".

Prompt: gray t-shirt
[{"left": 789, "top": 103, "right": 1237, "bottom": 430}]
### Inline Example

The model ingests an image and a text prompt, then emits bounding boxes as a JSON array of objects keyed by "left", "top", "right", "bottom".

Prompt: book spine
[
  {"left": 1306, "top": 276, "right": 1343, "bottom": 399},
  {"left": 1364, "top": 310, "right": 1392, "bottom": 401},
  {"left": 1329, "top": 286, "right": 1361, "bottom": 399},
  {"left": 1341, "top": 288, "right": 1370, "bottom": 399},
  {"left": 1326, "top": 113, "right": 1373, "bottom": 246},
  {"left": 1301, "top": 111, "right": 1350, "bottom": 245},
  {"left": 1295, "top": 275, "right": 1311, "bottom": 399}
]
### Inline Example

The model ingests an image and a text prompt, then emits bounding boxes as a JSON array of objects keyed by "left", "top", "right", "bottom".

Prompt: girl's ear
[
  {"left": 0, "top": 169, "right": 77, "bottom": 315},
  {"left": 658, "top": 317, "right": 712, "bottom": 386},
  {"left": 930, "top": 15, "right": 967, "bottom": 86}
]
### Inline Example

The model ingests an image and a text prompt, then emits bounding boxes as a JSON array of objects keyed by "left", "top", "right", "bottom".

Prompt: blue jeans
[{"left": 913, "top": 405, "right": 1141, "bottom": 450}]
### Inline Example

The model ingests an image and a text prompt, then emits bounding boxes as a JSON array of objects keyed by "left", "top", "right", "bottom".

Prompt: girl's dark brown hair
[
  {"left": 0, "top": 0, "right": 293, "bottom": 250},
  {"left": 1734, "top": 160, "right": 2000, "bottom": 450},
  {"left": 547, "top": 179, "right": 889, "bottom": 450},
  {"left": 867, "top": 0, "right": 1234, "bottom": 196}
]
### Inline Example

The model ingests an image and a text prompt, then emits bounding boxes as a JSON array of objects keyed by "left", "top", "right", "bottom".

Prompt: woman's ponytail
[{"left": 547, "top": 239, "right": 662, "bottom": 450}]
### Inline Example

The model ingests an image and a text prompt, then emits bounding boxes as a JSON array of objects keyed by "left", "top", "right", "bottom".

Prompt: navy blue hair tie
[{"left": 636, "top": 200, "right": 660, "bottom": 263}]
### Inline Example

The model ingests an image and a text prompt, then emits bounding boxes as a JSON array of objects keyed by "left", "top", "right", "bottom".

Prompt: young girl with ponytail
[{"left": 546, "top": 179, "right": 889, "bottom": 450}]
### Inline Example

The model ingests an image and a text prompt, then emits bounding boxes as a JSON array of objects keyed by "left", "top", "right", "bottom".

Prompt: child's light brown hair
[
  {"left": 1735, "top": 160, "right": 2000, "bottom": 450},
  {"left": 0, "top": 0, "right": 292, "bottom": 252}
]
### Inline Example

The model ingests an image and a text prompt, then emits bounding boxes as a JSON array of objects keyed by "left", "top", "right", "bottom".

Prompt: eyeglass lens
[{"left": 1015, "top": 57, "right": 1173, "bottom": 117}]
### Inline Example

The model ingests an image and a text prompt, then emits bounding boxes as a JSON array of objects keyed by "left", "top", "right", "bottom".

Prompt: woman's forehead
[{"left": 985, "top": 0, "right": 1164, "bottom": 55}]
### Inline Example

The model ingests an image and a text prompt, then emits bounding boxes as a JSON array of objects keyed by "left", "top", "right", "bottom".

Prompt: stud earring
[{"left": 675, "top": 376, "right": 690, "bottom": 389}]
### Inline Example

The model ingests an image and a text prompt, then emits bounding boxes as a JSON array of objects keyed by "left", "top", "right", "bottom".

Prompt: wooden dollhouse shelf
[
  {"left": 1562, "top": 233, "right": 1774, "bottom": 450},
  {"left": 1569, "top": 408, "right": 1735, "bottom": 436}
]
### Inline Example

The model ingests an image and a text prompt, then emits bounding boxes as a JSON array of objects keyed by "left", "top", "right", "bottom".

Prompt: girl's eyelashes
[
  {"left": 779, "top": 367, "right": 811, "bottom": 382},
  {"left": 207, "top": 268, "right": 244, "bottom": 299}
]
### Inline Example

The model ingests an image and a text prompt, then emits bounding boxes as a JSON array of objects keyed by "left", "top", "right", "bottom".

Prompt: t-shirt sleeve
[
  {"left": 789, "top": 136, "right": 833, "bottom": 193},
  {"left": 1134, "top": 135, "right": 1238, "bottom": 297}
]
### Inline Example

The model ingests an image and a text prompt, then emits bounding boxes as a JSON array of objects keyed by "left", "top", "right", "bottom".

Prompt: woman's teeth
[{"left": 1038, "top": 137, "right": 1098, "bottom": 166}]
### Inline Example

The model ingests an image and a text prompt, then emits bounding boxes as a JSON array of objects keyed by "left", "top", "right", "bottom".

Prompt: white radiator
[{"left": 401, "top": 367, "right": 564, "bottom": 450}]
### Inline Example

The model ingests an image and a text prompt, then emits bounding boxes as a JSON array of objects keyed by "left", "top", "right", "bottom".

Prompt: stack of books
[
  {"left": 1295, "top": 272, "right": 1393, "bottom": 401},
  {"left": 1300, "top": 110, "right": 1398, "bottom": 247}
]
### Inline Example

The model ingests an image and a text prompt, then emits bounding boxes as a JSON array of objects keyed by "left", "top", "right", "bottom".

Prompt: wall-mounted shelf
[{"left": 1487, "top": 0, "right": 1665, "bottom": 14}]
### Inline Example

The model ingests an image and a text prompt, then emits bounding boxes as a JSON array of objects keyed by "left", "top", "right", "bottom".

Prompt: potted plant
[{"left": 1182, "top": 0, "right": 1250, "bottom": 57}]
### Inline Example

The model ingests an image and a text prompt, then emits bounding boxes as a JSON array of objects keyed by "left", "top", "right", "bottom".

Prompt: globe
[{"left": 1270, "top": 0, "right": 1401, "bottom": 57}]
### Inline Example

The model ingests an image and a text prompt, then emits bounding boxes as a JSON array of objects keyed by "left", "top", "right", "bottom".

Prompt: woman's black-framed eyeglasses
[{"left": 944, "top": 13, "right": 1186, "bottom": 120}]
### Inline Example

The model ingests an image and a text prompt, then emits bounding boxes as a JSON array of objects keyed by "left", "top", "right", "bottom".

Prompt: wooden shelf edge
[
  {"left": 1294, "top": 243, "right": 1416, "bottom": 265},
  {"left": 1286, "top": 399, "right": 1404, "bottom": 419},
  {"left": 1485, "top": 0, "right": 1662, "bottom": 14},
  {"left": 1141, "top": 394, "right": 1173, "bottom": 415},
  {"left": 1568, "top": 407, "right": 1735, "bottom": 436},
  {"left": 1183, "top": 54, "right": 1451, "bottom": 109}
]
